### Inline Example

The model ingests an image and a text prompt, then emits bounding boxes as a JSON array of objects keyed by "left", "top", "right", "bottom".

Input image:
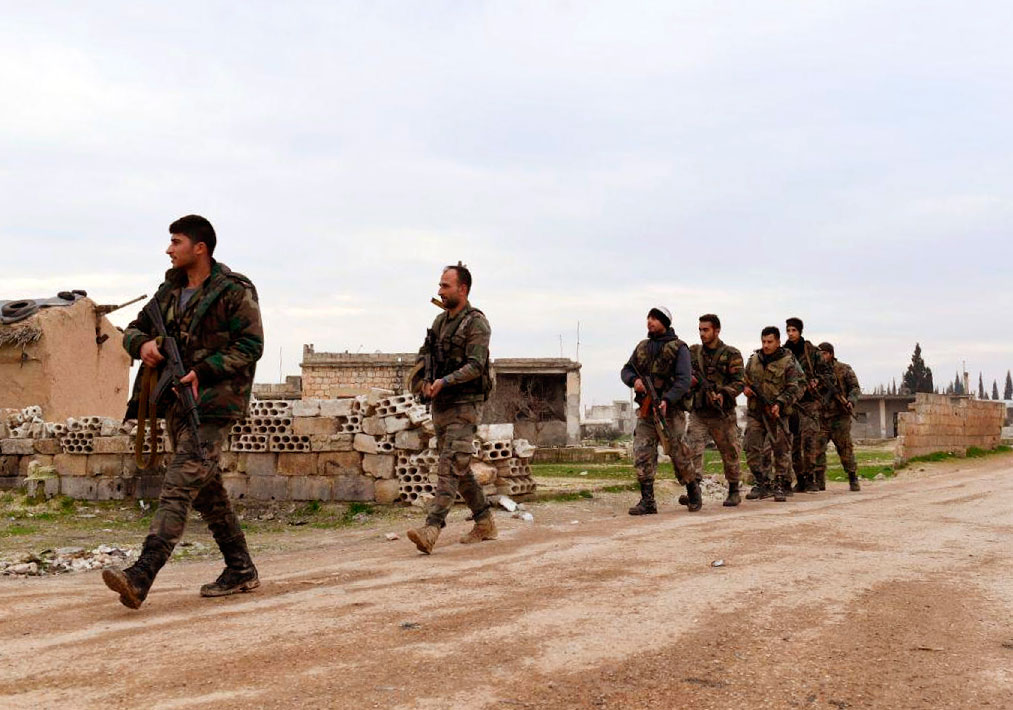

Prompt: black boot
[
  {"left": 746, "top": 472, "right": 771, "bottom": 500},
  {"left": 102, "top": 534, "right": 172, "bottom": 609},
  {"left": 848, "top": 472, "right": 861, "bottom": 492},
  {"left": 773, "top": 476, "right": 788, "bottom": 502},
  {"left": 628, "top": 481, "right": 658, "bottom": 515},
  {"left": 682, "top": 480, "right": 703, "bottom": 512},
  {"left": 793, "top": 473, "right": 810, "bottom": 493},
  {"left": 723, "top": 481, "right": 741, "bottom": 507},
  {"left": 814, "top": 470, "right": 826, "bottom": 491},
  {"left": 201, "top": 533, "right": 260, "bottom": 598}
]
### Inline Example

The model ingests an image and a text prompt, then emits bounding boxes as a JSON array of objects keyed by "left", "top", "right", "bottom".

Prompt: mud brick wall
[
  {"left": 300, "top": 347, "right": 412, "bottom": 398},
  {"left": 896, "top": 394, "right": 1005, "bottom": 462}
]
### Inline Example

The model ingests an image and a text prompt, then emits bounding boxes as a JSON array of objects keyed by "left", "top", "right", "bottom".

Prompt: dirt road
[{"left": 2, "top": 455, "right": 1013, "bottom": 710}]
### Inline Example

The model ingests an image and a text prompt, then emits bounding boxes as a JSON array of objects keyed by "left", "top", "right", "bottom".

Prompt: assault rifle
[
  {"left": 692, "top": 361, "right": 723, "bottom": 412},
  {"left": 418, "top": 327, "right": 441, "bottom": 404},
  {"left": 818, "top": 371, "right": 859, "bottom": 420},
  {"left": 139, "top": 298, "right": 207, "bottom": 464},
  {"left": 743, "top": 376, "right": 791, "bottom": 441},
  {"left": 631, "top": 364, "right": 679, "bottom": 459}
]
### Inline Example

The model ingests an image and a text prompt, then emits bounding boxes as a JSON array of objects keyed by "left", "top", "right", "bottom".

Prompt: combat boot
[
  {"left": 460, "top": 513, "right": 498, "bottom": 544},
  {"left": 200, "top": 535, "right": 260, "bottom": 598},
  {"left": 628, "top": 481, "right": 657, "bottom": 515},
  {"left": 407, "top": 524, "right": 441, "bottom": 554},
  {"left": 773, "top": 476, "right": 789, "bottom": 502},
  {"left": 746, "top": 472, "right": 771, "bottom": 500},
  {"left": 723, "top": 481, "right": 741, "bottom": 507},
  {"left": 814, "top": 470, "right": 826, "bottom": 491},
  {"left": 848, "top": 473, "right": 861, "bottom": 492},
  {"left": 793, "top": 473, "right": 810, "bottom": 493},
  {"left": 102, "top": 534, "right": 171, "bottom": 610},
  {"left": 682, "top": 480, "right": 703, "bottom": 512}
]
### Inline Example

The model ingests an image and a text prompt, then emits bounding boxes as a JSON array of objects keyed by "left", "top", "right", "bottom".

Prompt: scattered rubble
[{"left": 0, "top": 544, "right": 134, "bottom": 577}]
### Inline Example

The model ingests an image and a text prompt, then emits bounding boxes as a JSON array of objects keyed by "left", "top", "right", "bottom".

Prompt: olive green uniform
[
  {"left": 686, "top": 341, "right": 745, "bottom": 484},
  {"left": 416, "top": 302, "right": 492, "bottom": 528},
  {"left": 743, "top": 347, "right": 804, "bottom": 485},
  {"left": 785, "top": 338, "right": 829, "bottom": 489},
  {"left": 814, "top": 360, "right": 861, "bottom": 482}
]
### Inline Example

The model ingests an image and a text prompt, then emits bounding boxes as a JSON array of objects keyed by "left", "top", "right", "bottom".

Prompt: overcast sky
[{"left": 2, "top": 1, "right": 1011, "bottom": 406}]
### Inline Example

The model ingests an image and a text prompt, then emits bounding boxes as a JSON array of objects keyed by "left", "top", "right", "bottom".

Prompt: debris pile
[{"left": 0, "top": 545, "right": 134, "bottom": 577}]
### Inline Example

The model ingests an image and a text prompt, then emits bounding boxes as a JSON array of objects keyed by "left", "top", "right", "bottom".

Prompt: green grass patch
[
  {"left": 539, "top": 489, "right": 595, "bottom": 503},
  {"left": 902, "top": 445, "right": 1012, "bottom": 467},
  {"left": 0, "top": 524, "right": 39, "bottom": 537}
]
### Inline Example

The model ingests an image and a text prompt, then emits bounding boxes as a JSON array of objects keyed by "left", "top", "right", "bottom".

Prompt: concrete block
[
  {"left": 288, "top": 476, "right": 332, "bottom": 501},
  {"left": 60, "top": 476, "right": 99, "bottom": 499},
  {"left": 240, "top": 453, "right": 278, "bottom": 477},
  {"left": 310, "top": 434, "right": 354, "bottom": 452},
  {"left": 88, "top": 454, "right": 125, "bottom": 477},
  {"left": 384, "top": 416, "right": 410, "bottom": 434},
  {"left": 1, "top": 439, "right": 35, "bottom": 456},
  {"left": 367, "top": 388, "right": 395, "bottom": 406},
  {"left": 361, "top": 416, "right": 386, "bottom": 437},
  {"left": 319, "top": 451, "right": 363, "bottom": 476},
  {"left": 247, "top": 475, "right": 289, "bottom": 501},
  {"left": 219, "top": 450, "right": 239, "bottom": 472},
  {"left": 291, "top": 398, "right": 322, "bottom": 417},
  {"left": 353, "top": 433, "right": 378, "bottom": 454},
  {"left": 54, "top": 453, "right": 89, "bottom": 477},
  {"left": 0, "top": 456, "right": 17, "bottom": 477},
  {"left": 362, "top": 454, "right": 395, "bottom": 479},
  {"left": 92, "top": 436, "right": 134, "bottom": 455},
  {"left": 277, "top": 453, "right": 318, "bottom": 476},
  {"left": 332, "top": 474, "right": 375, "bottom": 502},
  {"left": 293, "top": 417, "right": 338, "bottom": 437},
  {"left": 222, "top": 474, "right": 248, "bottom": 500},
  {"left": 478, "top": 423, "right": 515, "bottom": 441},
  {"left": 33, "top": 439, "right": 63, "bottom": 456},
  {"left": 319, "top": 399, "right": 355, "bottom": 417},
  {"left": 25, "top": 476, "right": 60, "bottom": 500},
  {"left": 374, "top": 478, "right": 400, "bottom": 505},
  {"left": 394, "top": 429, "right": 425, "bottom": 451},
  {"left": 95, "top": 478, "right": 128, "bottom": 500},
  {"left": 132, "top": 474, "right": 164, "bottom": 500}
]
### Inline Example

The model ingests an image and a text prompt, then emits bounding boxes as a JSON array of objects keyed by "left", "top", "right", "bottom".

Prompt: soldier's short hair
[
  {"left": 818, "top": 341, "right": 835, "bottom": 356},
  {"left": 170, "top": 215, "right": 216, "bottom": 256},
  {"left": 761, "top": 326, "right": 780, "bottom": 340},
  {"left": 699, "top": 314, "right": 721, "bottom": 330},
  {"left": 785, "top": 317, "right": 803, "bottom": 332},
  {"left": 443, "top": 262, "right": 472, "bottom": 292}
]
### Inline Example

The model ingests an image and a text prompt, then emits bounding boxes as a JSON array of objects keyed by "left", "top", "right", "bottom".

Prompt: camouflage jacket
[
  {"left": 417, "top": 302, "right": 491, "bottom": 405},
  {"left": 688, "top": 340, "right": 744, "bottom": 414},
  {"left": 744, "top": 347, "right": 804, "bottom": 416},
  {"left": 785, "top": 338, "right": 829, "bottom": 403},
  {"left": 822, "top": 359, "right": 861, "bottom": 419},
  {"left": 620, "top": 329, "right": 692, "bottom": 409},
  {"left": 123, "top": 260, "right": 264, "bottom": 422}
]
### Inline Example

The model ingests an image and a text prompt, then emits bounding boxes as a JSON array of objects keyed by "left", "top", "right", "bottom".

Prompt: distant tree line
[{"left": 871, "top": 344, "right": 1012, "bottom": 401}]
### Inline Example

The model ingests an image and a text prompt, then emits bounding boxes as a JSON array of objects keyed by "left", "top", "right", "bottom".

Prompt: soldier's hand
[
  {"left": 846, "top": 401, "right": 854, "bottom": 413},
  {"left": 429, "top": 378, "right": 445, "bottom": 399},
  {"left": 744, "top": 385, "right": 755, "bottom": 398},
  {"left": 712, "top": 393, "right": 724, "bottom": 408},
  {"left": 178, "top": 370, "right": 199, "bottom": 400},
  {"left": 770, "top": 403, "right": 780, "bottom": 419},
  {"left": 690, "top": 375, "right": 698, "bottom": 387},
  {"left": 140, "top": 339, "right": 164, "bottom": 368},
  {"left": 633, "top": 378, "right": 646, "bottom": 394},
  {"left": 809, "top": 379, "right": 818, "bottom": 391},
  {"left": 658, "top": 400, "right": 668, "bottom": 417}
]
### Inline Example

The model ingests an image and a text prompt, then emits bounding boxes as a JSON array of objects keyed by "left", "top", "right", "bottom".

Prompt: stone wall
[
  {"left": 301, "top": 347, "right": 412, "bottom": 398},
  {"left": 895, "top": 393, "right": 1005, "bottom": 462}
]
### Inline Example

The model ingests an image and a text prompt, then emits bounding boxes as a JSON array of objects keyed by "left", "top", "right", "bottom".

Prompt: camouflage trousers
[
  {"left": 426, "top": 401, "right": 489, "bottom": 528},
  {"left": 744, "top": 412, "right": 793, "bottom": 479},
  {"left": 149, "top": 410, "right": 245, "bottom": 553},
  {"left": 814, "top": 414, "right": 857, "bottom": 477},
  {"left": 633, "top": 411, "right": 694, "bottom": 485},
  {"left": 686, "top": 410, "right": 742, "bottom": 484},
  {"left": 789, "top": 400, "right": 822, "bottom": 479}
]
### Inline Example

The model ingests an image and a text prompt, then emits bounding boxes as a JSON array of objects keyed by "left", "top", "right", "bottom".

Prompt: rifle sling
[{"left": 135, "top": 366, "right": 162, "bottom": 471}]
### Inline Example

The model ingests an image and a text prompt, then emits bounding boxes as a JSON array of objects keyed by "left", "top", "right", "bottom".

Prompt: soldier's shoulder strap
[{"left": 223, "top": 270, "right": 259, "bottom": 302}]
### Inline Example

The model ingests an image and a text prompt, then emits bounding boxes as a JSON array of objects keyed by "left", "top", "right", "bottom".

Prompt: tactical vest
[
  {"left": 691, "top": 342, "right": 737, "bottom": 412},
  {"left": 433, "top": 305, "right": 494, "bottom": 400},
  {"left": 631, "top": 335, "right": 687, "bottom": 405},
  {"left": 745, "top": 350, "right": 795, "bottom": 414}
]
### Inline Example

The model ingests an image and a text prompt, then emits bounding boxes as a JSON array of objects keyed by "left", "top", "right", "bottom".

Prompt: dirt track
[{"left": 3, "top": 456, "right": 1013, "bottom": 710}]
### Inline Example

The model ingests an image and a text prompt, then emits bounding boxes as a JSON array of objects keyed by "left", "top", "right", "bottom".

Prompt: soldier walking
[
  {"left": 743, "top": 326, "right": 804, "bottom": 502},
  {"left": 620, "top": 307, "right": 697, "bottom": 514},
  {"left": 407, "top": 264, "right": 497, "bottom": 554},
  {"left": 784, "top": 317, "right": 828, "bottom": 492},
  {"left": 103, "top": 215, "right": 264, "bottom": 609},
  {"left": 812, "top": 342, "right": 863, "bottom": 491},
  {"left": 686, "top": 314, "right": 745, "bottom": 506}
]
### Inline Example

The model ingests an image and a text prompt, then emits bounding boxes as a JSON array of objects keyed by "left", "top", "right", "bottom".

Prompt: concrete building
[
  {"left": 299, "top": 346, "right": 582, "bottom": 447},
  {"left": 581, "top": 399, "right": 635, "bottom": 438},
  {"left": 851, "top": 394, "right": 917, "bottom": 439}
]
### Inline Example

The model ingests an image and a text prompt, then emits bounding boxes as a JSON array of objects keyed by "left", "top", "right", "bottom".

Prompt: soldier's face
[
  {"left": 438, "top": 269, "right": 467, "bottom": 308},
  {"left": 786, "top": 326, "right": 801, "bottom": 342},
  {"left": 166, "top": 233, "right": 203, "bottom": 270},
  {"left": 761, "top": 334, "right": 779, "bottom": 355},
  {"left": 699, "top": 322, "right": 717, "bottom": 345},
  {"left": 646, "top": 316, "right": 665, "bottom": 335},
  {"left": 821, "top": 351, "right": 833, "bottom": 363}
]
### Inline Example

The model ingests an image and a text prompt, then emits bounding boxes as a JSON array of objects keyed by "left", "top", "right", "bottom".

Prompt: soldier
[
  {"left": 620, "top": 307, "right": 697, "bottom": 514},
  {"left": 743, "top": 326, "right": 804, "bottom": 502},
  {"left": 407, "top": 263, "right": 496, "bottom": 554},
  {"left": 784, "top": 317, "right": 828, "bottom": 493},
  {"left": 103, "top": 215, "right": 264, "bottom": 609},
  {"left": 813, "top": 342, "right": 863, "bottom": 491},
  {"left": 686, "top": 314, "right": 745, "bottom": 506}
]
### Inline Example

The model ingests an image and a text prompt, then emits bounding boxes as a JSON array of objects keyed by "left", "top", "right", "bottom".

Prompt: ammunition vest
[
  {"left": 433, "top": 305, "right": 494, "bottom": 400},
  {"left": 631, "top": 335, "right": 688, "bottom": 407},
  {"left": 745, "top": 349, "right": 795, "bottom": 415},
  {"left": 690, "top": 342, "right": 737, "bottom": 412}
]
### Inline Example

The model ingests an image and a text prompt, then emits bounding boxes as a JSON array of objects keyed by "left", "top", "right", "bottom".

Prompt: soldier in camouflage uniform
[
  {"left": 686, "top": 314, "right": 745, "bottom": 506},
  {"left": 813, "top": 342, "right": 863, "bottom": 491},
  {"left": 103, "top": 215, "right": 264, "bottom": 609},
  {"left": 784, "top": 317, "right": 829, "bottom": 493},
  {"left": 407, "top": 263, "right": 496, "bottom": 554},
  {"left": 620, "top": 307, "right": 697, "bottom": 514},
  {"left": 743, "top": 326, "right": 804, "bottom": 502}
]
